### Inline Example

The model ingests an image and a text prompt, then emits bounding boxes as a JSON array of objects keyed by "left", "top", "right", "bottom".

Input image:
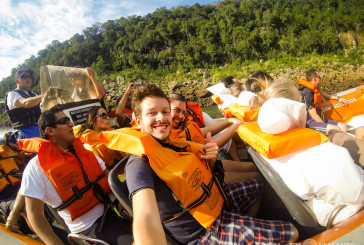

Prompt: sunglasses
[
  {"left": 95, "top": 112, "right": 109, "bottom": 119},
  {"left": 19, "top": 74, "right": 32, "bottom": 79},
  {"left": 54, "top": 117, "right": 71, "bottom": 125}
]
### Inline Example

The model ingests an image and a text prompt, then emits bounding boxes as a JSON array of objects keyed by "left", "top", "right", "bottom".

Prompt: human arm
[
  {"left": 25, "top": 196, "right": 64, "bottom": 245},
  {"left": 308, "top": 107, "right": 324, "bottom": 123},
  {"left": 85, "top": 67, "right": 106, "bottom": 98},
  {"left": 132, "top": 188, "right": 167, "bottom": 245},
  {"left": 14, "top": 94, "right": 45, "bottom": 108},
  {"left": 200, "top": 119, "right": 231, "bottom": 137},
  {"left": 211, "top": 118, "right": 242, "bottom": 148},
  {"left": 322, "top": 92, "right": 348, "bottom": 106},
  {"left": 115, "top": 83, "right": 134, "bottom": 126}
]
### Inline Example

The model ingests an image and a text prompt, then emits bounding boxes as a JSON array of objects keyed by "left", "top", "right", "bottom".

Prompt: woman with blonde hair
[{"left": 249, "top": 81, "right": 302, "bottom": 110}]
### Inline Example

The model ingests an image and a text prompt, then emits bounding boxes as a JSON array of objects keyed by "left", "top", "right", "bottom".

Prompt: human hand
[
  {"left": 200, "top": 132, "right": 218, "bottom": 160},
  {"left": 338, "top": 97, "right": 348, "bottom": 106},
  {"left": 126, "top": 82, "right": 135, "bottom": 93}
]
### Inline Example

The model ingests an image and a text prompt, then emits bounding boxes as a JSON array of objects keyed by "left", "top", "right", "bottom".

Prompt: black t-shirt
[
  {"left": 301, "top": 87, "right": 315, "bottom": 120},
  {"left": 125, "top": 155, "right": 205, "bottom": 244}
]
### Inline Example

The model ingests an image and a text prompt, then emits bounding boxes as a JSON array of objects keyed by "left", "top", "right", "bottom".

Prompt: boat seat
[
  {"left": 108, "top": 156, "right": 182, "bottom": 245},
  {"left": 68, "top": 233, "right": 110, "bottom": 245},
  {"left": 0, "top": 207, "right": 7, "bottom": 224},
  {"left": 247, "top": 146, "right": 320, "bottom": 227}
]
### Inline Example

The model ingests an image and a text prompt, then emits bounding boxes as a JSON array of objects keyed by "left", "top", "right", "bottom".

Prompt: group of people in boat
[{"left": 0, "top": 67, "right": 363, "bottom": 245}]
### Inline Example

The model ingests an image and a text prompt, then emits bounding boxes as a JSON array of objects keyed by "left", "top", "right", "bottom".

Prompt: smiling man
[
  {"left": 125, "top": 83, "right": 298, "bottom": 245},
  {"left": 19, "top": 105, "right": 132, "bottom": 245},
  {"left": 5, "top": 69, "right": 45, "bottom": 138}
]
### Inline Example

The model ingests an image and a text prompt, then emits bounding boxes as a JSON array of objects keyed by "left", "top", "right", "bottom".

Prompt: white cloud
[{"left": 0, "top": 0, "right": 216, "bottom": 81}]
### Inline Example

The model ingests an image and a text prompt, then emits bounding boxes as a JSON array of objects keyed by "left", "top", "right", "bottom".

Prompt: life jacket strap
[
  {"left": 0, "top": 169, "right": 22, "bottom": 185},
  {"left": 162, "top": 173, "right": 218, "bottom": 224},
  {"left": 60, "top": 146, "right": 124, "bottom": 232}
]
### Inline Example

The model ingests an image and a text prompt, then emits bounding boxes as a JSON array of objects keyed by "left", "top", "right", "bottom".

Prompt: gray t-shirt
[{"left": 125, "top": 155, "right": 205, "bottom": 244}]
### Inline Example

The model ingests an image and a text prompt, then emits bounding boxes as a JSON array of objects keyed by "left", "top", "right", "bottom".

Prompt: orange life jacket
[
  {"left": 171, "top": 119, "right": 206, "bottom": 144},
  {"left": 237, "top": 121, "right": 329, "bottom": 159},
  {"left": 186, "top": 101, "right": 205, "bottom": 128},
  {"left": 76, "top": 129, "right": 125, "bottom": 169},
  {"left": 123, "top": 108, "right": 133, "bottom": 118},
  {"left": 18, "top": 138, "right": 111, "bottom": 220},
  {"left": 99, "top": 128, "right": 225, "bottom": 230},
  {"left": 298, "top": 78, "right": 323, "bottom": 109},
  {"left": 321, "top": 86, "right": 364, "bottom": 123},
  {"left": 0, "top": 145, "right": 22, "bottom": 192},
  {"left": 228, "top": 104, "right": 260, "bottom": 122},
  {"left": 211, "top": 95, "right": 234, "bottom": 118},
  {"left": 109, "top": 108, "right": 133, "bottom": 119}
]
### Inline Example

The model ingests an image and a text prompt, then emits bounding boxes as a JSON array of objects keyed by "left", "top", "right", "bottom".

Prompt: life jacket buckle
[{"left": 71, "top": 186, "right": 83, "bottom": 200}]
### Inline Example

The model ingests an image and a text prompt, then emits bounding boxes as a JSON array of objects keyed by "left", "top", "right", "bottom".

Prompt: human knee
[
  {"left": 290, "top": 226, "right": 299, "bottom": 242},
  {"left": 355, "top": 126, "right": 364, "bottom": 139},
  {"left": 326, "top": 124, "right": 340, "bottom": 135},
  {"left": 337, "top": 122, "right": 348, "bottom": 132}
]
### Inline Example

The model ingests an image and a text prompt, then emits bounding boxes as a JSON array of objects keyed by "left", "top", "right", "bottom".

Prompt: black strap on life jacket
[
  {"left": 159, "top": 144, "right": 232, "bottom": 224},
  {"left": 0, "top": 155, "right": 23, "bottom": 185},
  {"left": 55, "top": 146, "right": 122, "bottom": 232},
  {"left": 0, "top": 168, "right": 22, "bottom": 186},
  {"left": 178, "top": 117, "right": 192, "bottom": 141}
]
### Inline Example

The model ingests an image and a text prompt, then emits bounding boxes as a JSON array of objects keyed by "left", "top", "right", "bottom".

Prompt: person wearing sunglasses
[
  {"left": 75, "top": 106, "right": 126, "bottom": 170},
  {"left": 19, "top": 105, "right": 133, "bottom": 245},
  {"left": 5, "top": 69, "right": 46, "bottom": 138}
]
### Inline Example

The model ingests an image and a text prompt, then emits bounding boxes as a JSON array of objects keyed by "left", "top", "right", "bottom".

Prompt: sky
[{"left": 0, "top": 0, "right": 217, "bottom": 81}]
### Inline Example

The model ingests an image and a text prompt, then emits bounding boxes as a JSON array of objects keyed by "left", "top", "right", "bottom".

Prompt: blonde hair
[
  {"left": 249, "top": 81, "right": 301, "bottom": 109},
  {"left": 251, "top": 71, "right": 274, "bottom": 91}
]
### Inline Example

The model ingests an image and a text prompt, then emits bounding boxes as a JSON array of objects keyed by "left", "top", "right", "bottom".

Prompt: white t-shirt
[
  {"left": 263, "top": 143, "right": 364, "bottom": 226},
  {"left": 21, "top": 153, "right": 114, "bottom": 233},
  {"left": 6, "top": 90, "right": 36, "bottom": 110}
]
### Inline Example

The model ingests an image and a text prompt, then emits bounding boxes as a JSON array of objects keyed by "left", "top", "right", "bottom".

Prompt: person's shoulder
[
  {"left": 24, "top": 155, "right": 40, "bottom": 169},
  {"left": 22, "top": 155, "right": 41, "bottom": 177},
  {"left": 126, "top": 155, "right": 148, "bottom": 167},
  {"left": 302, "top": 87, "right": 313, "bottom": 94}
]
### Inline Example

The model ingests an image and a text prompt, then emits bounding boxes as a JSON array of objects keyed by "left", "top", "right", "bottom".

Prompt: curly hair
[{"left": 132, "top": 83, "right": 169, "bottom": 118}]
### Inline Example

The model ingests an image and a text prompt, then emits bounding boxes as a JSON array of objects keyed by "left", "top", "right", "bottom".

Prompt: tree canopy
[{"left": 1, "top": 0, "right": 363, "bottom": 98}]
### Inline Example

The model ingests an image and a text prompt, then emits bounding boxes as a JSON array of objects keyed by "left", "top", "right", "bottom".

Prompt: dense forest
[{"left": 1, "top": 0, "right": 363, "bottom": 99}]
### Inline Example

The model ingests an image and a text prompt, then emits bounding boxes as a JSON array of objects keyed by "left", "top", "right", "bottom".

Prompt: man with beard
[{"left": 124, "top": 83, "right": 298, "bottom": 245}]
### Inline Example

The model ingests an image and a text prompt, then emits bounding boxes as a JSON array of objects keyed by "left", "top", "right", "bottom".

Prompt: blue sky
[{"left": 0, "top": 0, "right": 217, "bottom": 81}]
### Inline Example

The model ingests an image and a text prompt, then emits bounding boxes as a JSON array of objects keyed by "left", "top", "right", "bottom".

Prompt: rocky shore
[
  {"left": 104, "top": 64, "right": 364, "bottom": 109},
  {"left": 1, "top": 64, "right": 363, "bottom": 128}
]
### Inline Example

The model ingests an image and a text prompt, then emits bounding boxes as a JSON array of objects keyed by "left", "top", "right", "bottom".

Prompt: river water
[
  {"left": 202, "top": 105, "right": 222, "bottom": 119},
  {"left": 0, "top": 127, "right": 13, "bottom": 140}
]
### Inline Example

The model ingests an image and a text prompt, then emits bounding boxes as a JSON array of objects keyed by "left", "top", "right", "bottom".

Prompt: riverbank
[
  {"left": 102, "top": 53, "right": 363, "bottom": 109},
  {"left": 1, "top": 53, "right": 363, "bottom": 128}
]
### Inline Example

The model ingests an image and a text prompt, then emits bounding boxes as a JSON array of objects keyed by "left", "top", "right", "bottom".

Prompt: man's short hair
[
  {"left": 221, "top": 76, "right": 235, "bottom": 88},
  {"left": 15, "top": 69, "right": 33, "bottom": 80},
  {"left": 38, "top": 105, "right": 64, "bottom": 139},
  {"left": 132, "top": 83, "right": 169, "bottom": 118},
  {"left": 306, "top": 69, "right": 319, "bottom": 82}
]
